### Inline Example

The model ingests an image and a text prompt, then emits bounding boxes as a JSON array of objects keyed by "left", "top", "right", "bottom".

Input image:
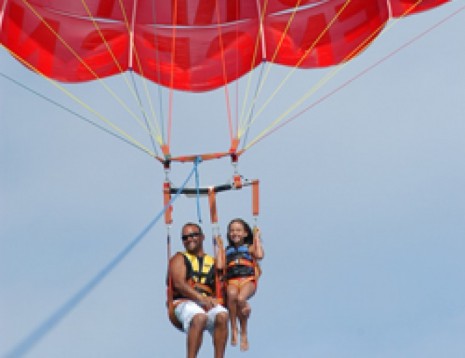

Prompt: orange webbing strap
[
  {"left": 164, "top": 185, "right": 181, "bottom": 331},
  {"left": 208, "top": 187, "right": 226, "bottom": 305},
  {"left": 213, "top": 234, "right": 225, "bottom": 306},
  {"left": 163, "top": 181, "right": 173, "bottom": 225},
  {"left": 227, "top": 258, "right": 255, "bottom": 268},
  {"left": 252, "top": 179, "right": 260, "bottom": 217},
  {"left": 208, "top": 187, "right": 218, "bottom": 224},
  {"left": 167, "top": 279, "right": 183, "bottom": 331},
  {"left": 166, "top": 229, "right": 183, "bottom": 331}
]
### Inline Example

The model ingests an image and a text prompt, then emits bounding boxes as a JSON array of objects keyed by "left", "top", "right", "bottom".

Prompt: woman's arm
[{"left": 251, "top": 227, "right": 264, "bottom": 260}]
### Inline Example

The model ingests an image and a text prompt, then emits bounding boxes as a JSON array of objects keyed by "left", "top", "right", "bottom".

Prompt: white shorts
[{"left": 174, "top": 300, "right": 228, "bottom": 333}]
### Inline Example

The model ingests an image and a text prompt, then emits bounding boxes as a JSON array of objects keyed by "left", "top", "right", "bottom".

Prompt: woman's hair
[{"left": 227, "top": 218, "right": 253, "bottom": 246}]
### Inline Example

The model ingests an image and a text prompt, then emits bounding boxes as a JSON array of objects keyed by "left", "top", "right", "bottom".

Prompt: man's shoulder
[{"left": 169, "top": 251, "right": 186, "bottom": 264}]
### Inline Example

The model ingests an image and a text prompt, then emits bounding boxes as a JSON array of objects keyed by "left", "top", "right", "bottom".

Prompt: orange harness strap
[
  {"left": 164, "top": 180, "right": 180, "bottom": 330},
  {"left": 208, "top": 187, "right": 218, "bottom": 225},
  {"left": 227, "top": 276, "right": 257, "bottom": 289},
  {"left": 227, "top": 258, "right": 255, "bottom": 268},
  {"left": 252, "top": 179, "right": 259, "bottom": 217},
  {"left": 166, "top": 281, "right": 183, "bottom": 331},
  {"left": 163, "top": 181, "right": 173, "bottom": 225},
  {"left": 208, "top": 187, "right": 226, "bottom": 306}
]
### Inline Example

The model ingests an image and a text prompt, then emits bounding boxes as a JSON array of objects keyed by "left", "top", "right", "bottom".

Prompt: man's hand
[{"left": 199, "top": 295, "right": 216, "bottom": 311}]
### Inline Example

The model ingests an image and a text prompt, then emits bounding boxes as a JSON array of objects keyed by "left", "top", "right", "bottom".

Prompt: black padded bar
[{"left": 169, "top": 183, "right": 233, "bottom": 195}]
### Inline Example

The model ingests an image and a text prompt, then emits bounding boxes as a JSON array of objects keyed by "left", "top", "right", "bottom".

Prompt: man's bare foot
[
  {"left": 240, "top": 331, "right": 249, "bottom": 351},
  {"left": 231, "top": 328, "right": 238, "bottom": 346}
]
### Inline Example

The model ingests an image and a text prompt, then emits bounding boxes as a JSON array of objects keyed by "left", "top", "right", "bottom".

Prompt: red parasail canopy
[{"left": 0, "top": 0, "right": 449, "bottom": 91}]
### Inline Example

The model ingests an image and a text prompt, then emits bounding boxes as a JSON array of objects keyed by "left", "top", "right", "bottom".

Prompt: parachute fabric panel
[
  {"left": 389, "top": 0, "right": 450, "bottom": 17},
  {"left": 0, "top": 0, "right": 450, "bottom": 91},
  {"left": 263, "top": 0, "right": 390, "bottom": 67},
  {"left": 0, "top": 0, "right": 130, "bottom": 82}
]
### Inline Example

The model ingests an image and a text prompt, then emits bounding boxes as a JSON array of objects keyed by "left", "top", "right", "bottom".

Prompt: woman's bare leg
[
  {"left": 237, "top": 281, "right": 256, "bottom": 351},
  {"left": 226, "top": 284, "right": 239, "bottom": 346}
]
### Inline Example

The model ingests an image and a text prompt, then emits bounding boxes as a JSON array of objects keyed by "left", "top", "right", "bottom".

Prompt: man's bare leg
[
  {"left": 213, "top": 311, "right": 229, "bottom": 358},
  {"left": 187, "top": 314, "right": 207, "bottom": 358}
]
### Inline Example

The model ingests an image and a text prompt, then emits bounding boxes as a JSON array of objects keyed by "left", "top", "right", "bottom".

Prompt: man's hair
[{"left": 181, "top": 222, "right": 203, "bottom": 235}]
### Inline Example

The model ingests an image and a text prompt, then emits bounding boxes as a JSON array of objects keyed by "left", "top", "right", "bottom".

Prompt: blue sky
[{"left": 1, "top": 2, "right": 465, "bottom": 357}]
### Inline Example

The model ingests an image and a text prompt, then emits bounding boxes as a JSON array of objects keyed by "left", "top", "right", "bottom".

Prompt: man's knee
[
  {"left": 215, "top": 311, "right": 229, "bottom": 327},
  {"left": 190, "top": 313, "right": 208, "bottom": 330}
]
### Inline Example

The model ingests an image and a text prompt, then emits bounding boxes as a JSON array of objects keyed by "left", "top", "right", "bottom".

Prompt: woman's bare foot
[
  {"left": 231, "top": 328, "right": 238, "bottom": 346},
  {"left": 240, "top": 331, "right": 249, "bottom": 351}
]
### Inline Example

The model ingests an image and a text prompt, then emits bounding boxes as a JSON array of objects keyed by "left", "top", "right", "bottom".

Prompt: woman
[{"left": 224, "top": 218, "right": 264, "bottom": 351}]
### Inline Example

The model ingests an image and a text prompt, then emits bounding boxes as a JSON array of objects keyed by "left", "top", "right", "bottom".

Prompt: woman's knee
[
  {"left": 237, "top": 296, "right": 248, "bottom": 308},
  {"left": 227, "top": 287, "right": 239, "bottom": 302}
]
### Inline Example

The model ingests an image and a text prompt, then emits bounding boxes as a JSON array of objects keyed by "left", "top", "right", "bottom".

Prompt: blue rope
[
  {"left": 4, "top": 164, "right": 198, "bottom": 358},
  {"left": 194, "top": 156, "right": 203, "bottom": 223}
]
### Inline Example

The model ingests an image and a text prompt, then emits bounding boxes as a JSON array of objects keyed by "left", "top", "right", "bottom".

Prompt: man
[{"left": 168, "top": 222, "right": 228, "bottom": 358}]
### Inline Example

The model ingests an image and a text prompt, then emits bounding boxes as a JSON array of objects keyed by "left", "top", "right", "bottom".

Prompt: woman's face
[{"left": 228, "top": 221, "right": 247, "bottom": 246}]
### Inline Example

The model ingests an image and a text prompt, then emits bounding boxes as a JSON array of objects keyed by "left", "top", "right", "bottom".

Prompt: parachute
[
  {"left": 1, "top": 0, "right": 449, "bottom": 92},
  {"left": 0, "top": 0, "right": 451, "bottom": 166}
]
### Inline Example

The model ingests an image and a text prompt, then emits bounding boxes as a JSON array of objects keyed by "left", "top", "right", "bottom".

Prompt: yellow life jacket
[{"left": 174, "top": 252, "right": 215, "bottom": 299}]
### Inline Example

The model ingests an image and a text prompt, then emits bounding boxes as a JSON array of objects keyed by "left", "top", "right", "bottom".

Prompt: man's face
[{"left": 181, "top": 225, "right": 204, "bottom": 253}]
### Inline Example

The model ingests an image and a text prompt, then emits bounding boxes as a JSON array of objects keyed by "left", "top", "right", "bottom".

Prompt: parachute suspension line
[
  {"left": 5, "top": 164, "right": 200, "bottom": 358},
  {"left": 240, "top": 60, "right": 266, "bottom": 151},
  {"left": 150, "top": 0, "right": 168, "bottom": 148},
  {"left": 243, "top": 1, "right": 462, "bottom": 152},
  {"left": 81, "top": 0, "right": 158, "bottom": 138},
  {"left": 114, "top": 0, "right": 164, "bottom": 150},
  {"left": 120, "top": 0, "right": 164, "bottom": 148},
  {"left": 242, "top": 0, "right": 353, "bottom": 140},
  {"left": 214, "top": 0, "right": 235, "bottom": 146},
  {"left": 20, "top": 0, "right": 149, "bottom": 134},
  {"left": 234, "top": 0, "right": 241, "bottom": 145},
  {"left": 18, "top": 0, "right": 158, "bottom": 149},
  {"left": 0, "top": 71, "right": 149, "bottom": 155},
  {"left": 246, "top": 0, "right": 429, "bottom": 149},
  {"left": 5, "top": 47, "right": 155, "bottom": 157},
  {"left": 238, "top": 0, "right": 269, "bottom": 137},
  {"left": 245, "top": 0, "right": 437, "bottom": 150},
  {"left": 79, "top": 0, "right": 125, "bottom": 75},
  {"left": 268, "top": 0, "right": 303, "bottom": 63},
  {"left": 239, "top": 0, "right": 303, "bottom": 136},
  {"left": 167, "top": 0, "right": 179, "bottom": 152},
  {"left": 157, "top": 84, "right": 166, "bottom": 149},
  {"left": 129, "top": 72, "right": 159, "bottom": 156}
]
